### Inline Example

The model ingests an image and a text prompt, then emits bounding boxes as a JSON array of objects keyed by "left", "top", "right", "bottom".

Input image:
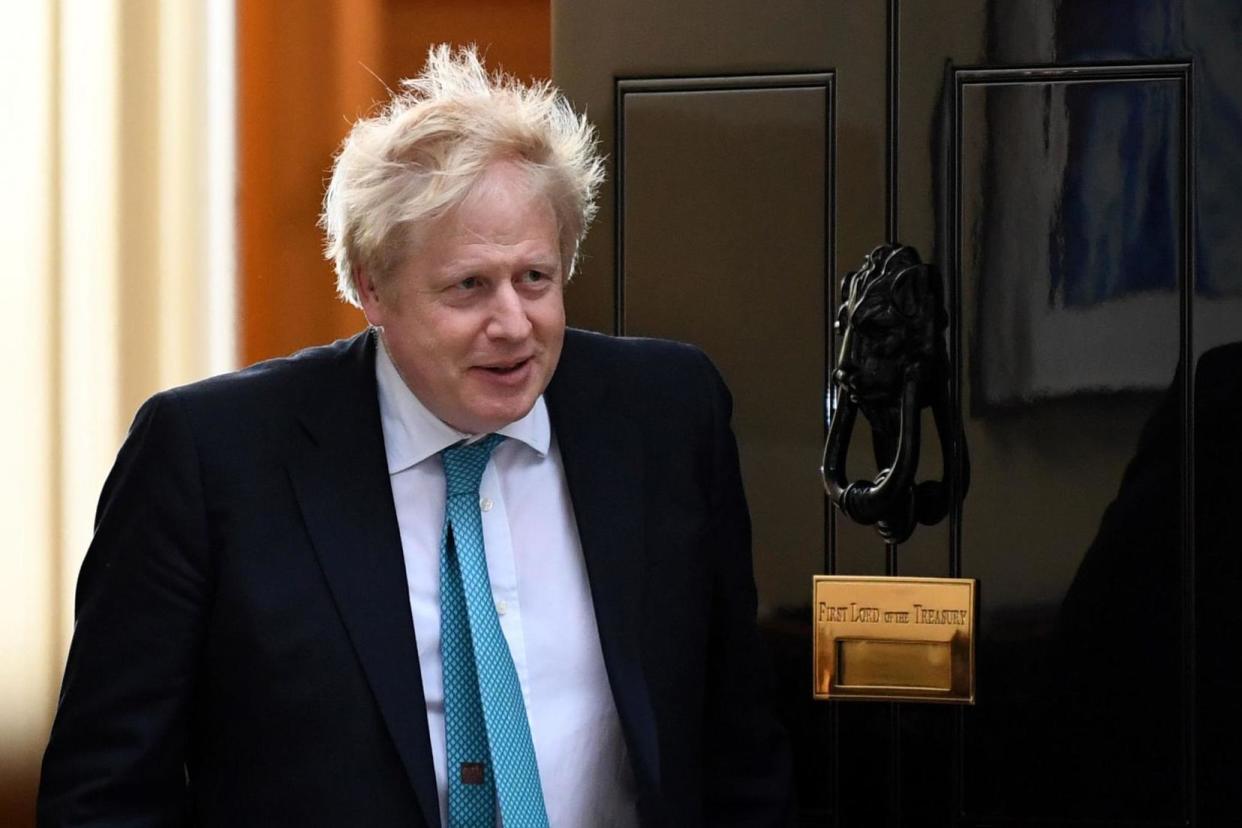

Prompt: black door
[{"left": 553, "top": 2, "right": 1242, "bottom": 824}]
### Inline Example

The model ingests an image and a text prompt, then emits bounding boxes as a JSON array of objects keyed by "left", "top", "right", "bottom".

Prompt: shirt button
[
  {"left": 496, "top": 600, "right": 508, "bottom": 616},
  {"left": 480, "top": 497, "right": 493, "bottom": 512}
]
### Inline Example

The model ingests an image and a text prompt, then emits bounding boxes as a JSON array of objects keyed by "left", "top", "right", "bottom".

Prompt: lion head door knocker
[{"left": 820, "top": 244, "right": 969, "bottom": 543}]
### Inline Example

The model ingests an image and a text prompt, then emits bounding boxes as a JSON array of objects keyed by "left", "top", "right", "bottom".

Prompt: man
[{"left": 39, "top": 46, "right": 792, "bottom": 827}]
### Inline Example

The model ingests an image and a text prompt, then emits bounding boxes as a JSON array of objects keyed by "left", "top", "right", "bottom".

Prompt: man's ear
[{"left": 355, "top": 266, "right": 386, "bottom": 327}]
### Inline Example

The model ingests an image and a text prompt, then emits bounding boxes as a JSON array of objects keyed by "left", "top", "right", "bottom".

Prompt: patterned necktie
[{"left": 440, "top": 434, "right": 550, "bottom": 828}]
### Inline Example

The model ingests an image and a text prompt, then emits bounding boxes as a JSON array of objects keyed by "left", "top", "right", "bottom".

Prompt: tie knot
[{"left": 441, "top": 433, "right": 505, "bottom": 497}]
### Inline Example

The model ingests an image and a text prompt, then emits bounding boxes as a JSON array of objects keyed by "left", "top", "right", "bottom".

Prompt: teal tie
[{"left": 440, "top": 435, "right": 550, "bottom": 828}]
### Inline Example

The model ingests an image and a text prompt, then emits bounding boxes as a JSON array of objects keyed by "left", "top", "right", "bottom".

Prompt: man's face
[{"left": 359, "top": 162, "right": 566, "bottom": 434}]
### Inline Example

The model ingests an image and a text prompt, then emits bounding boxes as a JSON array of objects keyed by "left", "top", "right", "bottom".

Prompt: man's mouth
[{"left": 479, "top": 356, "right": 532, "bottom": 376}]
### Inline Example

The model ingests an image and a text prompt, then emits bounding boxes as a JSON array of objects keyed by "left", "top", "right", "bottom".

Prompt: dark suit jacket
[{"left": 39, "top": 327, "right": 792, "bottom": 827}]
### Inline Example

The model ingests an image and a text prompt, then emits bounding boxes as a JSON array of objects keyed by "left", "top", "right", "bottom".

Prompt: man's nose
[{"left": 486, "top": 283, "right": 533, "bottom": 340}]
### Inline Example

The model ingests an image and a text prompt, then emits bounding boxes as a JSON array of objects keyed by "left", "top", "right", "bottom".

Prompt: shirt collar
[{"left": 374, "top": 333, "right": 551, "bottom": 474}]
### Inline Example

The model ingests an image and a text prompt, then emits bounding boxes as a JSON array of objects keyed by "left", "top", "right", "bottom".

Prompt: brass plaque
[{"left": 813, "top": 576, "right": 976, "bottom": 703}]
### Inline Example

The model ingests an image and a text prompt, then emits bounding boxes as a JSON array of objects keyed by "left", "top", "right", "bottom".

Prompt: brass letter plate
[{"left": 813, "top": 576, "right": 975, "bottom": 703}]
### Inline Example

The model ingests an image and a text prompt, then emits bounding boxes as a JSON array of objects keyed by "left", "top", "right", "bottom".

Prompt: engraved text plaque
[{"left": 813, "top": 576, "right": 976, "bottom": 703}]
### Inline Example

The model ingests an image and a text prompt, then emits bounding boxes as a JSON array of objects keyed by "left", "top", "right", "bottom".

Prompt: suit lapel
[
  {"left": 547, "top": 331, "right": 662, "bottom": 799},
  {"left": 284, "top": 331, "right": 441, "bottom": 828}
]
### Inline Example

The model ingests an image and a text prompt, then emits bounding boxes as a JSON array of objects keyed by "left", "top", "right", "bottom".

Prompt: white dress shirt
[{"left": 375, "top": 343, "right": 640, "bottom": 828}]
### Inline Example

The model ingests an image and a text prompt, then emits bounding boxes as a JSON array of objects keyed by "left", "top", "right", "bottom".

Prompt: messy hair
[{"left": 321, "top": 44, "right": 605, "bottom": 306}]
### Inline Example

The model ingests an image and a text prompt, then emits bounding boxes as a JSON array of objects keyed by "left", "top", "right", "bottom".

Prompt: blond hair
[{"left": 321, "top": 44, "right": 605, "bottom": 307}]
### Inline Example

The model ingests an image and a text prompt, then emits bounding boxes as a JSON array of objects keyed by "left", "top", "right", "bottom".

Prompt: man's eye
[
  {"left": 521, "top": 270, "right": 546, "bottom": 283},
  {"left": 455, "top": 276, "right": 482, "bottom": 291}
]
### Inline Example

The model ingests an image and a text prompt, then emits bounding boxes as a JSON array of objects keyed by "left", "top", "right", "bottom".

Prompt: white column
[
  {"left": 0, "top": 0, "right": 237, "bottom": 799},
  {"left": 0, "top": 0, "right": 60, "bottom": 757},
  {"left": 58, "top": 0, "right": 124, "bottom": 647}
]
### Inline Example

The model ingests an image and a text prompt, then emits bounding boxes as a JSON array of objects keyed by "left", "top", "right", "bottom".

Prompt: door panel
[
  {"left": 552, "top": 0, "right": 887, "bottom": 336},
  {"left": 953, "top": 63, "right": 1188, "bottom": 824},
  {"left": 619, "top": 76, "right": 831, "bottom": 610},
  {"left": 554, "top": 1, "right": 1242, "bottom": 824}
]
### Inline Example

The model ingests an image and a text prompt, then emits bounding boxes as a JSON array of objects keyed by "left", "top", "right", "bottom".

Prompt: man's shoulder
[
  {"left": 134, "top": 331, "right": 374, "bottom": 450},
  {"left": 562, "top": 327, "right": 716, "bottom": 380},
  {"left": 166, "top": 331, "right": 368, "bottom": 406},
  {"left": 556, "top": 328, "right": 729, "bottom": 419}
]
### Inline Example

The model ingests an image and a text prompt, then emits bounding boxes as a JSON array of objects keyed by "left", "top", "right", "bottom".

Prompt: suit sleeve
[
  {"left": 696, "top": 353, "right": 795, "bottom": 826},
  {"left": 39, "top": 391, "right": 212, "bottom": 827}
]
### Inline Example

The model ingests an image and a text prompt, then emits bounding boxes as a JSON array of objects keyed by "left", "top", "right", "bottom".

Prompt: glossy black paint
[
  {"left": 950, "top": 61, "right": 1190, "bottom": 825},
  {"left": 839, "top": 1, "right": 1239, "bottom": 825},
  {"left": 923, "top": 2, "right": 1237, "bottom": 825},
  {"left": 553, "top": 0, "right": 1242, "bottom": 824}
]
